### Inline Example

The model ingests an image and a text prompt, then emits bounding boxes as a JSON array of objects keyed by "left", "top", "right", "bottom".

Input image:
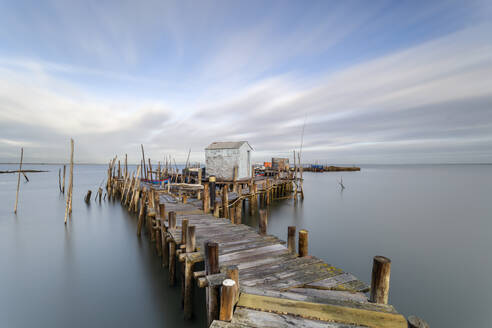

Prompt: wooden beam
[{"left": 237, "top": 293, "right": 407, "bottom": 328}]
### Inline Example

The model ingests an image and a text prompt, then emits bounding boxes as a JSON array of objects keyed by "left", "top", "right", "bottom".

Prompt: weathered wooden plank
[
  {"left": 237, "top": 294, "right": 407, "bottom": 328},
  {"left": 218, "top": 244, "right": 286, "bottom": 263},
  {"left": 305, "top": 273, "right": 370, "bottom": 293},
  {"left": 242, "top": 287, "right": 397, "bottom": 314},
  {"left": 232, "top": 308, "right": 365, "bottom": 328},
  {"left": 240, "top": 262, "right": 333, "bottom": 287}
]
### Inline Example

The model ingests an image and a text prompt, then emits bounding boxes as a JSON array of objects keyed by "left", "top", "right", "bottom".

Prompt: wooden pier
[{"left": 104, "top": 161, "right": 423, "bottom": 328}]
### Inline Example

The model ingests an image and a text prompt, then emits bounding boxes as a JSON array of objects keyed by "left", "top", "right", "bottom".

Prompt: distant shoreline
[{"left": 0, "top": 162, "right": 491, "bottom": 166}]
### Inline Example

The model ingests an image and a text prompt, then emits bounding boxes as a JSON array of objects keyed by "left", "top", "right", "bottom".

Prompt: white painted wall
[{"left": 205, "top": 143, "right": 252, "bottom": 179}]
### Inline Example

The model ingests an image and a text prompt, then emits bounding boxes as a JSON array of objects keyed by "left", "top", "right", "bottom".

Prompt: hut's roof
[{"left": 206, "top": 141, "right": 253, "bottom": 150}]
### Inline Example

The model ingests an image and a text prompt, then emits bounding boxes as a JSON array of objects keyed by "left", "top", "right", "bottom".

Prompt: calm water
[{"left": 1, "top": 164, "right": 492, "bottom": 327}]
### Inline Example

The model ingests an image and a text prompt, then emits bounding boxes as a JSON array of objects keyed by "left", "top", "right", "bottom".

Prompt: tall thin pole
[
  {"left": 14, "top": 147, "right": 23, "bottom": 213},
  {"left": 65, "top": 139, "right": 74, "bottom": 224},
  {"left": 141, "top": 144, "right": 147, "bottom": 180}
]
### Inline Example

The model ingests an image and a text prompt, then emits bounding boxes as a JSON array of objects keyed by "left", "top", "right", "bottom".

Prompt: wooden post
[
  {"left": 222, "top": 184, "right": 229, "bottom": 219},
  {"left": 84, "top": 190, "right": 92, "bottom": 203},
  {"left": 124, "top": 153, "right": 128, "bottom": 177},
  {"left": 370, "top": 256, "right": 391, "bottom": 304},
  {"left": 407, "top": 315, "right": 429, "bottom": 328},
  {"left": 203, "top": 182, "right": 210, "bottom": 213},
  {"left": 118, "top": 160, "right": 121, "bottom": 179},
  {"left": 155, "top": 220, "right": 162, "bottom": 256},
  {"left": 183, "top": 225, "right": 196, "bottom": 319},
  {"left": 266, "top": 179, "right": 270, "bottom": 205},
  {"left": 161, "top": 224, "right": 168, "bottom": 267},
  {"left": 225, "top": 265, "right": 239, "bottom": 304},
  {"left": 181, "top": 219, "right": 189, "bottom": 248},
  {"left": 186, "top": 225, "right": 196, "bottom": 253},
  {"left": 232, "top": 165, "right": 238, "bottom": 193},
  {"left": 159, "top": 203, "right": 165, "bottom": 219},
  {"left": 169, "top": 211, "right": 176, "bottom": 229},
  {"left": 209, "top": 176, "right": 216, "bottom": 210},
  {"left": 213, "top": 202, "right": 220, "bottom": 218},
  {"left": 141, "top": 144, "right": 147, "bottom": 180},
  {"left": 169, "top": 240, "right": 177, "bottom": 286},
  {"left": 287, "top": 226, "right": 296, "bottom": 253},
  {"left": 14, "top": 147, "right": 23, "bottom": 213},
  {"left": 68, "top": 139, "right": 74, "bottom": 215},
  {"left": 235, "top": 202, "right": 242, "bottom": 224},
  {"left": 219, "top": 279, "right": 236, "bottom": 322},
  {"left": 298, "top": 229, "right": 308, "bottom": 257},
  {"left": 205, "top": 241, "right": 220, "bottom": 326},
  {"left": 64, "top": 139, "right": 74, "bottom": 223},
  {"left": 62, "top": 164, "right": 66, "bottom": 193},
  {"left": 259, "top": 209, "right": 267, "bottom": 235},
  {"left": 137, "top": 197, "right": 146, "bottom": 236},
  {"left": 229, "top": 205, "right": 235, "bottom": 224}
]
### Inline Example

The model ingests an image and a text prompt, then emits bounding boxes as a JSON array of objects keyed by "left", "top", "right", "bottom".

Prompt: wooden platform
[{"left": 155, "top": 189, "right": 407, "bottom": 328}]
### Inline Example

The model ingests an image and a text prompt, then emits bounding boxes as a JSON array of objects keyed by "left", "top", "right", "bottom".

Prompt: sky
[{"left": 0, "top": 0, "right": 491, "bottom": 164}]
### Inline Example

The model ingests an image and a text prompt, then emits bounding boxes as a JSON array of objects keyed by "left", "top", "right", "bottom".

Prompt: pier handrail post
[
  {"left": 298, "top": 229, "right": 308, "bottom": 257},
  {"left": 370, "top": 255, "right": 391, "bottom": 304},
  {"left": 287, "top": 226, "right": 296, "bottom": 253},
  {"left": 159, "top": 203, "right": 165, "bottom": 219},
  {"left": 219, "top": 279, "right": 236, "bottom": 322},
  {"left": 205, "top": 241, "right": 220, "bottom": 326},
  {"left": 259, "top": 210, "right": 268, "bottom": 235}
]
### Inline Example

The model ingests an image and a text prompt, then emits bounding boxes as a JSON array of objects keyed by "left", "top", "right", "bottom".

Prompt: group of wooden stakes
[{"left": 102, "top": 159, "right": 428, "bottom": 328}]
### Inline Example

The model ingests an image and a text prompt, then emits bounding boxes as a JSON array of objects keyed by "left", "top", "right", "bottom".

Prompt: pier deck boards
[
  {"left": 152, "top": 187, "right": 408, "bottom": 328},
  {"left": 109, "top": 171, "right": 408, "bottom": 328}
]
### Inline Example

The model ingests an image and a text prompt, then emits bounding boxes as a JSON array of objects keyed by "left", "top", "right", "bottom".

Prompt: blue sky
[{"left": 0, "top": 0, "right": 491, "bottom": 163}]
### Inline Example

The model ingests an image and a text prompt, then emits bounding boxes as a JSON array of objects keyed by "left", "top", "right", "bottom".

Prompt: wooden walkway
[{"left": 107, "top": 169, "right": 413, "bottom": 328}]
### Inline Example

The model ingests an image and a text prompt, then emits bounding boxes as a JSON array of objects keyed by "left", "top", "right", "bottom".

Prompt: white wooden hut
[{"left": 205, "top": 141, "right": 253, "bottom": 180}]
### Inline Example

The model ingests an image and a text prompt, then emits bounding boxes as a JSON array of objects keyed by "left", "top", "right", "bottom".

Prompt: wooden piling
[
  {"left": 287, "top": 226, "right": 296, "bottom": 253},
  {"left": 203, "top": 182, "right": 210, "bottom": 213},
  {"left": 124, "top": 153, "right": 128, "bottom": 177},
  {"left": 235, "top": 202, "right": 242, "bottom": 224},
  {"left": 181, "top": 219, "right": 189, "bottom": 248},
  {"left": 62, "top": 164, "right": 66, "bottom": 193},
  {"left": 84, "top": 190, "right": 92, "bottom": 203},
  {"left": 159, "top": 203, "right": 165, "bottom": 219},
  {"left": 161, "top": 224, "right": 169, "bottom": 267},
  {"left": 259, "top": 209, "right": 267, "bottom": 235},
  {"left": 183, "top": 225, "right": 196, "bottom": 319},
  {"left": 205, "top": 241, "right": 220, "bottom": 326},
  {"left": 169, "top": 240, "right": 177, "bottom": 286},
  {"left": 210, "top": 176, "right": 216, "bottom": 210},
  {"left": 370, "top": 256, "right": 391, "bottom": 304},
  {"left": 14, "top": 147, "right": 23, "bottom": 214},
  {"left": 169, "top": 211, "right": 176, "bottom": 229},
  {"left": 137, "top": 197, "right": 146, "bottom": 236},
  {"left": 155, "top": 220, "right": 162, "bottom": 256},
  {"left": 64, "top": 139, "right": 74, "bottom": 224},
  {"left": 186, "top": 225, "right": 196, "bottom": 253},
  {"left": 222, "top": 185, "right": 229, "bottom": 219},
  {"left": 225, "top": 265, "right": 239, "bottom": 304},
  {"left": 299, "top": 229, "right": 308, "bottom": 257},
  {"left": 219, "top": 279, "right": 236, "bottom": 322}
]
